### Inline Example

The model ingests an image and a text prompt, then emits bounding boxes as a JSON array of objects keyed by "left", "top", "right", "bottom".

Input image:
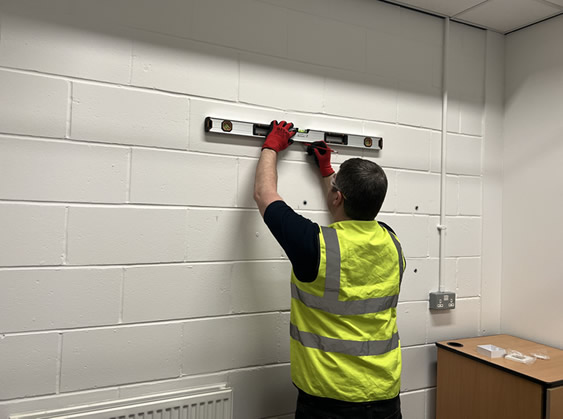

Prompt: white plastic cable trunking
[
  {"left": 10, "top": 385, "right": 233, "bottom": 419},
  {"left": 205, "top": 117, "right": 383, "bottom": 151}
]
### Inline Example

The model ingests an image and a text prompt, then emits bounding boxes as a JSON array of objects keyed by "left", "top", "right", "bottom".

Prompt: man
[{"left": 254, "top": 120, "right": 404, "bottom": 419}]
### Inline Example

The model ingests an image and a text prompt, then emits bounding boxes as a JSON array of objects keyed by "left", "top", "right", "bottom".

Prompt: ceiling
[{"left": 387, "top": 0, "right": 563, "bottom": 33}]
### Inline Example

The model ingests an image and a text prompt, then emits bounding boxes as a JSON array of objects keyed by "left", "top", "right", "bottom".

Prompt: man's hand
[
  {"left": 262, "top": 120, "right": 296, "bottom": 153},
  {"left": 307, "top": 141, "right": 335, "bottom": 177}
]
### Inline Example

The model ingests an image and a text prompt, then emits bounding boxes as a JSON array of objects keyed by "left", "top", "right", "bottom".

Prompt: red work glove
[
  {"left": 307, "top": 141, "right": 335, "bottom": 177},
  {"left": 262, "top": 120, "right": 295, "bottom": 153}
]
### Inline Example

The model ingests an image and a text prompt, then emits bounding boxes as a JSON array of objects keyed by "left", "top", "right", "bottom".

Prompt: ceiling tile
[
  {"left": 455, "top": 0, "right": 562, "bottom": 33},
  {"left": 392, "top": 0, "right": 487, "bottom": 16}
]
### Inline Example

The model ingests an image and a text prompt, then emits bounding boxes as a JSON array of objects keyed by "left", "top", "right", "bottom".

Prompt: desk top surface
[{"left": 436, "top": 334, "right": 563, "bottom": 386}]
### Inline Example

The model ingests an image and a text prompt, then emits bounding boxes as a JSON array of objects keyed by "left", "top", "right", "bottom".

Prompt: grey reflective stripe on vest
[
  {"left": 321, "top": 226, "right": 341, "bottom": 301},
  {"left": 291, "top": 323, "right": 400, "bottom": 356},
  {"left": 386, "top": 230, "right": 404, "bottom": 286},
  {"left": 291, "top": 225, "right": 401, "bottom": 315},
  {"left": 291, "top": 283, "right": 399, "bottom": 315}
]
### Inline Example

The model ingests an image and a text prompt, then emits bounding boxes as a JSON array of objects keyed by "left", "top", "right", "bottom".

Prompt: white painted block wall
[{"left": 0, "top": 1, "right": 503, "bottom": 418}]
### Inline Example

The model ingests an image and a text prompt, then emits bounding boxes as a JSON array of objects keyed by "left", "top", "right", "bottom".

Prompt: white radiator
[{"left": 11, "top": 385, "right": 232, "bottom": 419}]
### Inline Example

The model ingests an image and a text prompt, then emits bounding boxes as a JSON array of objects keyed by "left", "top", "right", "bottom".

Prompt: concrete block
[
  {"left": 192, "top": 0, "right": 287, "bottom": 57},
  {"left": 122, "top": 264, "right": 232, "bottom": 323},
  {"left": 0, "top": 267, "right": 121, "bottom": 333},
  {"left": 396, "top": 171, "right": 440, "bottom": 215},
  {"left": 365, "top": 30, "right": 400, "bottom": 81},
  {"left": 460, "top": 95, "right": 484, "bottom": 136},
  {"left": 445, "top": 216, "right": 481, "bottom": 257},
  {"left": 381, "top": 169, "right": 397, "bottom": 213},
  {"left": 447, "top": 95, "right": 461, "bottom": 133},
  {"left": 0, "top": 203, "right": 65, "bottom": 267},
  {"left": 0, "top": 70, "right": 68, "bottom": 138},
  {"left": 397, "top": 301, "right": 428, "bottom": 346},
  {"left": 398, "top": 82, "right": 442, "bottom": 130},
  {"left": 186, "top": 209, "right": 284, "bottom": 262},
  {"left": 401, "top": 344, "right": 437, "bottom": 392},
  {"left": 296, "top": 209, "right": 332, "bottom": 230},
  {"left": 71, "top": 83, "right": 189, "bottom": 149},
  {"left": 61, "top": 323, "right": 183, "bottom": 391},
  {"left": 67, "top": 206, "right": 187, "bottom": 265},
  {"left": 406, "top": 257, "right": 456, "bottom": 297},
  {"left": 400, "top": 390, "right": 426, "bottom": 419},
  {"left": 288, "top": 10, "right": 366, "bottom": 72},
  {"left": 459, "top": 176, "right": 482, "bottom": 215},
  {"left": 396, "top": 40, "right": 442, "bottom": 88},
  {"left": 399, "top": 258, "right": 439, "bottom": 302},
  {"left": 331, "top": 0, "right": 401, "bottom": 32},
  {"left": 429, "top": 131, "right": 442, "bottom": 173},
  {"left": 446, "top": 175, "right": 459, "bottom": 216},
  {"left": 228, "top": 364, "right": 296, "bottom": 419},
  {"left": 425, "top": 388, "right": 436, "bottom": 419},
  {"left": 457, "top": 257, "right": 481, "bottom": 298},
  {"left": 117, "top": 371, "right": 228, "bottom": 398},
  {"left": 0, "top": 2, "right": 75, "bottom": 17},
  {"left": 0, "top": 137, "right": 128, "bottom": 203},
  {"left": 277, "top": 161, "right": 328, "bottom": 212},
  {"left": 240, "top": 54, "right": 324, "bottom": 113},
  {"left": 324, "top": 70, "right": 397, "bottom": 123},
  {"left": 427, "top": 298, "right": 480, "bottom": 342},
  {"left": 261, "top": 0, "right": 401, "bottom": 34},
  {"left": 448, "top": 23, "right": 486, "bottom": 101},
  {"left": 400, "top": 7, "right": 443, "bottom": 46},
  {"left": 0, "top": 333, "right": 59, "bottom": 400},
  {"left": 377, "top": 214, "right": 430, "bottom": 258},
  {"left": 231, "top": 261, "right": 292, "bottom": 313},
  {"left": 446, "top": 258, "right": 458, "bottom": 294},
  {"left": 446, "top": 133, "right": 482, "bottom": 176},
  {"left": 131, "top": 32, "right": 238, "bottom": 101},
  {"left": 428, "top": 216, "right": 440, "bottom": 258},
  {"left": 364, "top": 123, "right": 433, "bottom": 171},
  {"left": 129, "top": 148, "right": 237, "bottom": 207},
  {"left": 278, "top": 312, "right": 291, "bottom": 363},
  {"left": 0, "top": 388, "right": 118, "bottom": 419},
  {"left": 0, "top": 13, "right": 131, "bottom": 83},
  {"left": 236, "top": 158, "right": 259, "bottom": 209},
  {"left": 182, "top": 314, "right": 282, "bottom": 375},
  {"left": 71, "top": 0, "right": 195, "bottom": 40}
]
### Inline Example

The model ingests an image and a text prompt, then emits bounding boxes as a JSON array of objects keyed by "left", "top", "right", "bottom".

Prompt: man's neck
[{"left": 331, "top": 211, "right": 351, "bottom": 223}]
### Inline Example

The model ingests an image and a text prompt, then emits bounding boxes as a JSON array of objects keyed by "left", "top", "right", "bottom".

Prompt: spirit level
[{"left": 204, "top": 117, "right": 383, "bottom": 150}]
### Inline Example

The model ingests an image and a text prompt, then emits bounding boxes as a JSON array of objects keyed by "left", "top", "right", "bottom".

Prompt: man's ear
[{"left": 334, "top": 190, "right": 345, "bottom": 207}]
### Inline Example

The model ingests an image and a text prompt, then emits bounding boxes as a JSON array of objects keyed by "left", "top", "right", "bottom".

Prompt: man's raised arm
[{"left": 253, "top": 120, "right": 295, "bottom": 217}]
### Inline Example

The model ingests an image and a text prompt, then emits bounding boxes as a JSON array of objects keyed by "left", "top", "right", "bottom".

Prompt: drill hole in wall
[
  {"left": 414, "top": 268, "right": 418, "bottom": 273},
  {"left": 303, "top": 200, "right": 307, "bottom": 206},
  {"left": 415, "top": 206, "right": 419, "bottom": 211}
]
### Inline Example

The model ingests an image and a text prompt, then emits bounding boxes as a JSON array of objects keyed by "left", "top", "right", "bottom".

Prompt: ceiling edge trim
[
  {"left": 379, "top": 0, "right": 489, "bottom": 31},
  {"left": 505, "top": 11, "right": 563, "bottom": 35}
]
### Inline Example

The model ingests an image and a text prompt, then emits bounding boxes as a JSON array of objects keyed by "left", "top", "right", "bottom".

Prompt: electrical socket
[{"left": 429, "top": 291, "right": 456, "bottom": 310}]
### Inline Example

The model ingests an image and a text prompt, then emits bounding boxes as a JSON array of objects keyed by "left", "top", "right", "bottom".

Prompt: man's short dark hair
[{"left": 333, "top": 158, "right": 387, "bottom": 221}]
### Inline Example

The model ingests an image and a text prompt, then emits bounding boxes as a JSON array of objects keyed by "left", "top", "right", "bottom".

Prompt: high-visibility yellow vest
[{"left": 290, "top": 220, "right": 404, "bottom": 402}]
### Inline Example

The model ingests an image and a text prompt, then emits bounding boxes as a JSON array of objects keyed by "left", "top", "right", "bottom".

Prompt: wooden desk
[{"left": 435, "top": 335, "right": 563, "bottom": 419}]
